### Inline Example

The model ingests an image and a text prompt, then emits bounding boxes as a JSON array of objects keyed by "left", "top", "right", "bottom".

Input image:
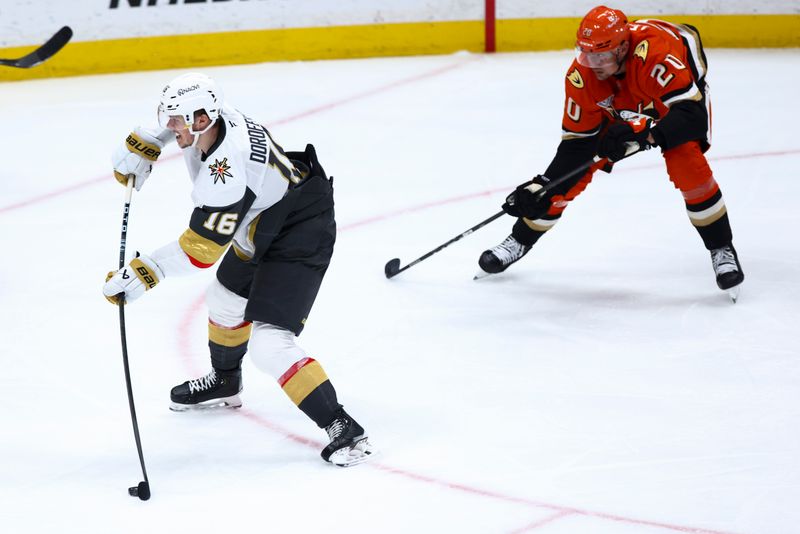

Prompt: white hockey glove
[
  {"left": 112, "top": 127, "right": 172, "bottom": 191},
  {"left": 103, "top": 253, "right": 165, "bottom": 305}
]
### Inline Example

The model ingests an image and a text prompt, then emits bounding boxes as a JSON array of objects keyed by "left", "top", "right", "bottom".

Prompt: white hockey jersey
[{"left": 151, "top": 106, "right": 303, "bottom": 277}]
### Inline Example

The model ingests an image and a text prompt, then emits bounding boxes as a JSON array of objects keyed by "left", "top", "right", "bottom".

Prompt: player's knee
[
  {"left": 248, "top": 322, "right": 308, "bottom": 380},
  {"left": 663, "top": 142, "right": 715, "bottom": 198},
  {"left": 206, "top": 279, "right": 247, "bottom": 327}
]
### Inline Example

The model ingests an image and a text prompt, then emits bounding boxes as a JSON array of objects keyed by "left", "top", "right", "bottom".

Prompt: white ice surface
[{"left": 0, "top": 49, "right": 798, "bottom": 534}]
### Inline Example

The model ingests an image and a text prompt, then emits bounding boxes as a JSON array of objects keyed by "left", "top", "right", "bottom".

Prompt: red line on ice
[
  {"left": 509, "top": 511, "right": 575, "bottom": 533},
  {"left": 175, "top": 265, "right": 737, "bottom": 534},
  {"left": 1, "top": 145, "right": 798, "bottom": 216}
]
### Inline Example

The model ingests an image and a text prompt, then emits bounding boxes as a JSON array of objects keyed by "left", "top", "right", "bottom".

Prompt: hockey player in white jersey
[{"left": 103, "top": 73, "right": 373, "bottom": 467}]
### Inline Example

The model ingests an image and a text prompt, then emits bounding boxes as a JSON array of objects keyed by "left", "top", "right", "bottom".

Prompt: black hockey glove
[
  {"left": 285, "top": 143, "right": 327, "bottom": 180},
  {"left": 502, "top": 175, "right": 553, "bottom": 219},
  {"left": 598, "top": 118, "right": 655, "bottom": 162}
]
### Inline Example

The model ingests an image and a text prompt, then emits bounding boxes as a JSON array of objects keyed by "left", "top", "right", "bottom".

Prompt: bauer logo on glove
[
  {"left": 112, "top": 126, "right": 173, "bottom": 191},
  {"left": 103, "top": 253, "right": 164, "bottom": 305},
  {"left": 126, "top": 133, "right": 161, "bottom": 160}
]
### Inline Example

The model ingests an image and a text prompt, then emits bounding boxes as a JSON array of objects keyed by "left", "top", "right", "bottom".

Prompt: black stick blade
[
  {"left": 0, "top": 26, "right": 73, "bottom": 68},
  {"left": 128, "top": 481, "right": 151, "bottom": 501},
  {"left": 384, "top": 258, "right": 401, "bottom": 279},
  {"left": 26, "top": 26, "right": 72, "bottom": 67}
]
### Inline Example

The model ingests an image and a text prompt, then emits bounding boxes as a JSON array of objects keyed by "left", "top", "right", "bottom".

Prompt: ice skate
[
  {"left": 710, "top": 244, "right": 744, "bottom": 303},
  {"left": 475, "top": 235, "right": 531, "bottom": 279},
  {"left": 169, "top": 368, "right": 243, "bottom": 411},
  {"left": 321, "top": 409, "right": 375, "bottom": 467}
]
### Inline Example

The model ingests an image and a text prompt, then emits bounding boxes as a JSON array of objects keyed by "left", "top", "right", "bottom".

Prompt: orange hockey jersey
[{"left": 561, "top": 19, "right": 708, "bottom": 141}]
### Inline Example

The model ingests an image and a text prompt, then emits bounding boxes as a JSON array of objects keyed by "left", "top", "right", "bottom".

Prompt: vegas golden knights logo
[{"left": 209, "top": 157, "right": 233, "bottom": 184}]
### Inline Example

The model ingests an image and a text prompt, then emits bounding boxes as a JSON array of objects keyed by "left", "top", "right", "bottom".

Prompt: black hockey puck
[
  {"left": 384, "top": 258, "right": 401, "bottom": 279},
  {"left": 128, "top": 481, "right": 151, "bottom": 501}
]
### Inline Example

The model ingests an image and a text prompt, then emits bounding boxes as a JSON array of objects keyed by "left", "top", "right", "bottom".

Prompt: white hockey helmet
[{"left": 157, "top": 72, "right": 223, "bottom": 135}]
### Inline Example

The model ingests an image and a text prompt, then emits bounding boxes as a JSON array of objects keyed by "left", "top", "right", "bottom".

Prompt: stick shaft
[
  {"left": 119, "top": 303, "right": 149, "bottom": 483},
  {"left": 119, "top": 179, "right": 133, "bottom": 269},
  {"left": 386, "top": 152, "right": 638, "bottom": 278},
  {"left": 387, "top": 210, "right": 505, "bottom": 278},
  {"left": 117, "top": 177, "right": 149, "bottom": 485},
  {"left": 535, "top": 142, "right": 642, "bottom": 199},
  {"left": 535, "top": 156, "right": 600, "bottom": 199}
]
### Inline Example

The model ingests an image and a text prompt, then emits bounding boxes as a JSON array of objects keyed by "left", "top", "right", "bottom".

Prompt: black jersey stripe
[{"left": 662, "top": 80, "right": 701, "bottom": 107}]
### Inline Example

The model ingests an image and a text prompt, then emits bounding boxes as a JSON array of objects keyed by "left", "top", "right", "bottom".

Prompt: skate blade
[
  {"left": 169, "top": 394, "right": 242, "bottom": 412},
  {"left": 473, "top": 270, "right": 493, "bottom": 281},
  {"left": 328, "top": 438, "right": 376, "bottom": 467},
  {"left": 726, "top": 284, "right": 742, "bottom": 303}
]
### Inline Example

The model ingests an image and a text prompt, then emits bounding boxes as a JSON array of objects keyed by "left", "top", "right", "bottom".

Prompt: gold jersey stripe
[
  {"left": 281, "top": 360, "right": 329, "bottom": 406},
  {"left": 208, "top": 320, "right": 252, "bottom": 347},
  {"left": 523, "top": 217, "right": 558, "bottom": 232},
  {"left": 688, "top": 205, "right": 727, "bottom": 227},
  {"left": 230, "top": 213, "right": 261, "bottom": 262},
  {"left": 232, "top": 244, "right": 252, "bottom": 262},
  {"left": 179, "top": 228, "right": 228, "bottom": 266},
  {"left": 663, "top": 82, "right": 703, "bottom": 107},
  {"left": 674, "top": 22, "right": 708, "bottom": 79},
  {"left": 247, "top": 213, "right": 261, "bottom": 245}
]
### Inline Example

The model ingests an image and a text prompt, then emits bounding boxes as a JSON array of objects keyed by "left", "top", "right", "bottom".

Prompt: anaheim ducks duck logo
[
  {"left": 208, "top": 157, "right": 233, "bottom": 184},
  {"left": 567, "top": 68, "right": 584, "bottom": 88},
  {"left": 634, "top": 40, "right": 649, "bottom": 63}
]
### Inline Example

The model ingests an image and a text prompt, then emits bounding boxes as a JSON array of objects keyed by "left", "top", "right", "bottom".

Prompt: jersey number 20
[{"left": 650, "top": 54, "right": 686, "bottom": 87}]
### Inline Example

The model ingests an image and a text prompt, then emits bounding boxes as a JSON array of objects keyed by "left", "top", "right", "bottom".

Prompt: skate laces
[
  {"left": 711, "top": 246, "right": 737, "bottom": 275},
  {"left": 493, "top": 236, "right": 528, "bottom": 265},
  {"left": 325, "top": 418, "right": 346, "bottom": 441},
  {"left": 188, "top": 370, "right": 217, "bottom": 394}
]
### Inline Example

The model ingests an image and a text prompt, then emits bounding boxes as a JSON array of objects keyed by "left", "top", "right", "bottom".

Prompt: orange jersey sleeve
[{"left": 560, "top": 60, "right": 614, "bottom": 140}]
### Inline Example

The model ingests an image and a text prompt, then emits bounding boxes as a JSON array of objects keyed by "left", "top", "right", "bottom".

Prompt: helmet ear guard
[{"left": 158, "top": 72, "right": 223, "bottom": 136}]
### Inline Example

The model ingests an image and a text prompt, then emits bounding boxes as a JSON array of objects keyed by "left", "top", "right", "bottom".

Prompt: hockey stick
[
  {"left": 530, "top": 141, "right": 642, "bottom": 200},
  {"left": 0, "top": 26, "right": 73, "bottom": 68},
  {"left": 381, "top": 159, "right": 596, "bottom": 280},
  {"left": 384, "top": 210, "right": 506, "bottom": 279},
  {"left": 383, "top": 145, "right": 643, "bottom": 279},
  {"left": 116, "top": 177, "right": 151, "bottom": 501}
]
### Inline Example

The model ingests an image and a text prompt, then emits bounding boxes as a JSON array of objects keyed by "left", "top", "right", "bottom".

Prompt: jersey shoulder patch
[
  {"left": 567, "top": 68, "right": 584, "bottom": 89},
  {"left": 633, "top": 40, "right": 649, "bottom": 63},
  {"left": 207, "top": 157, "right": 234, "bottom": 185},
  {"left": 192, "top": 146, "right": 246, "bottom": 209}
]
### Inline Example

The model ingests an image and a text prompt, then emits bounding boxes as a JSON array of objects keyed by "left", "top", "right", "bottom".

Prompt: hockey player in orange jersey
[{"left": 477, "top": 5, "right": 744, "bottom": 301}]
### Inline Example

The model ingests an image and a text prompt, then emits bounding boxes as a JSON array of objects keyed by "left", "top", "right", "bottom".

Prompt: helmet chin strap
[{"left": 186, "top": 118, "right": 215, "bottom": 149}]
